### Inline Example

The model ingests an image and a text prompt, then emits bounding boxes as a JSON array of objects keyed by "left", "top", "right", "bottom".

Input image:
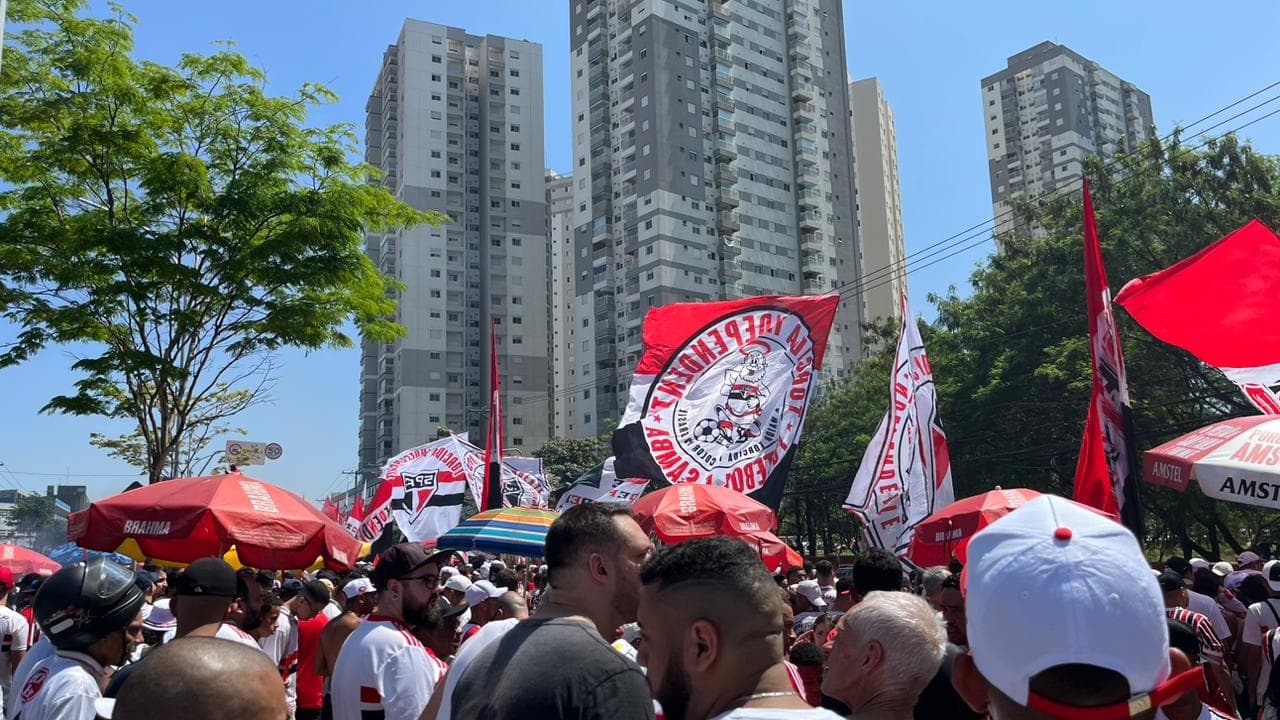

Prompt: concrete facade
[
  {"left": 359, "top": 20, "right": 550, "bottom": 488},
  {"left": 567, "top": 0, "right": 866, "bottom": 437},
  {"left": 982, "top": 41, "right": 1154, "bottom": 238},
  {"left": 849, "top": 77, "right": 906, "bottom": 324},
  {"left": 546, "top": 170, "right": 583, "bottom": 438}
]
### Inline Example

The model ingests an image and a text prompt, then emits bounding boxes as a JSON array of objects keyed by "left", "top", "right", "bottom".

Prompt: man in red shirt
[{"left": 294, "top": 610, "right": 329, "bottom": 720}]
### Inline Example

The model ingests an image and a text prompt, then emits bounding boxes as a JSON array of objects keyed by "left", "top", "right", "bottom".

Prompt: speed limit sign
[{"left": 264, "top": 443, "right": 283, "bottom": 460}]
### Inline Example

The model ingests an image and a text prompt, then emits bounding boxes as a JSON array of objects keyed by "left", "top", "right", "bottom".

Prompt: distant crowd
[{"left": 4, "top": 497, "right": 1279, "bottom": 719}]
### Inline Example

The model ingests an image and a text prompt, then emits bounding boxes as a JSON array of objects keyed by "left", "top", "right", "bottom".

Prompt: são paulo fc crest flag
[
  {"left": 843, "top": 296, "right": 954, "bottom": 559},
  {"left": 612, "top": 294, "right": 840, "bottom": 508},
  {"left": 382, "top": 435, "right": 471, "bottom": 543}
]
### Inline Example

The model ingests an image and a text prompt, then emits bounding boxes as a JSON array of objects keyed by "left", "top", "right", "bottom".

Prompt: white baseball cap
[
  {"left": 1189, "top": 558, "right": 1210, "bottom": 571},
  {"left": 794, "top": 579, "right": 828, "bottom": 608},
  {"left": 440, "top": 566, "right": 458, "bottom": 581},
  {"left": 1239, "top": 551, "right": 1263, "bottom": 566},
  {"left": 1212, "top": 561, "right": 1233, "bottom": 578},
  {"left": 465, "top": 579, "right": 503, "bottom": 607},
  {"left": 965, "top": 495, "right": 1185, "bottom": 714},
  {"left": 444, "top": 574, "right": 473, "bottom": 593},
  {"left": 1264, "top": 560, "right": 1280, "bottom": 592},
  {"left": 342, "top": 577, "right": 376, "bottom": 600}
]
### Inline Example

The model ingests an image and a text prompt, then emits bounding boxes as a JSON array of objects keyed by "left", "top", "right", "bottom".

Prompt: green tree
[
  {"left": 0, "top": 1, "right": 442, "bottom": 483},
  {"left": 6, "top": 494, "right": 64, "bottom": 551},
  {"left": 787, "top": 133, "right": 1280, "bottom": 558},
  {"left": 89, "top": 383, "right": 258, "bottom": 478},
  {"left": 532, "top": 435, "right": 612, "bottom": 490}
]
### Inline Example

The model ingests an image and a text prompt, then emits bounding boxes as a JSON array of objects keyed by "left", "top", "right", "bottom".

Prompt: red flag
[
  {"left": 321, "top": 497, "right": 340, "bottom": 521},
  {"left": 1115, "top": 219, "right": 1280, "bottom": 414},
  {"left": 1074, "top": 180, "right": 1143, "bottom": 536},
  {"left": 358, "top": 481, "right": 392, "bottom": 542},
  {"left": 344, "top": 495, "right": 365, "bottom": 537},
  {"left": 481, "top": 319, "right": 504, "bottom": 511}
]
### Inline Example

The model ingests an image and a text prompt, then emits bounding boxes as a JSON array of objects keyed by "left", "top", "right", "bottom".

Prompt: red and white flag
[
  {"left": 344, "top": 495, "right": 364, "bottom": 538},
  {"left": 482, "top": 319, "right": 504, "bottom": 511},
  {"left": 843, "top": 295, "right": 954, "bottom": 558},
  {"left": 383, "top": 435, "right": 472, "bottom": 542},
  {"left": 1075, "top": 179, "right": 1143, "bottom": 535},
  {"left": 358, "top": 480, "right": 393, "bottom": 543},
  {"left": 611, "top": 294, "right": 839, "bottom": 509},
  {"left": 320, "top": 497, "right": 340, "bottom": 522},
  {"left": 1116, "top": 219, "right": 1280, "bottom": 414}
]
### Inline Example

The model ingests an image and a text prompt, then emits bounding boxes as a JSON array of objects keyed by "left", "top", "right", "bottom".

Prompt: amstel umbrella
[
  {"left": 907, "top": 488, "right": 1042, "bottom": 567},
  {"left": 0, "top": 545, "right": 60, "bottom": 576},
  {"left": 1143, "top": 416, "right": 1280, "bottom": 509},
  {"left": 68, "top": 472, "right": 361, "bottom": 570},
  {"left": 745, "top": 531, "right": 804, "bottom": 573},
  {"left": 436, "top": 507, "right": 558, "bottom": 557},
  {"left": 631, "top": 484, "right": 776, "bottom": 543}
]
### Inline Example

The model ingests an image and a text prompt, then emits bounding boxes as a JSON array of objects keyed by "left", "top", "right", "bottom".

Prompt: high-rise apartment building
[
  {"left": 848, "top": 77, "right": 906, "bottom": 323},
  {"left": 546, "top": 170, "right": 583, "bottom": 438},
  {"left": 358, "top": 20, "right": 550, "bottom": 488},
  {"left": 567, "top": 0, "right": 865, "bottom": 437},
  {"left": 982, "top": 41, "right": 1154, "bottom": 237}
]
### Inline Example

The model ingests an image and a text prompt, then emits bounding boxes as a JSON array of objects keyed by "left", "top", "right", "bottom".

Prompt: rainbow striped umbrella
[{"left": 436, "top": 507, "right": 559, "bottom": 557}]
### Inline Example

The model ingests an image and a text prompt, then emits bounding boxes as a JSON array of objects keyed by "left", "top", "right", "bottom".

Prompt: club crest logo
[
  {"left": 392, "top": 470, "right": 439, "bottom": 523},
  {"left": 639, "top": 308, "right": 818, "bottom": 493}
]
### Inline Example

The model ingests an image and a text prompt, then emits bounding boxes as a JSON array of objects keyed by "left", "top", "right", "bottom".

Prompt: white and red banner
[
  {"left": 555, "top": 457, "right": 650, "bottom": 511},
  {"left": 344, "top": 495, "right": 364, "bottom": 538},
  {"left": 358, "top": 481, "right": 393, "bottom": 543},
  {"left": 843, "top": 295, "right": 954, "bottom": 558},
  {"left": 1116, "top": 219, "right": 1280, "bottom": 415},
  {"left": 612, "top": 294, "right": 839, "bottom": 508},
  {"left": 464, "top": 451, "right": 552, "bottom": 510},
  {"left": 383, "top": 435, "right": 474, "bottom": 542},
  {"left": 1075, "top": 180, "right": 1143, "bottom": 536}
]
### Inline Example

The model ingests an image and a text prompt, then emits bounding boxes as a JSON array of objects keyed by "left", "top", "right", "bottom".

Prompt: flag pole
[{"left": 482, "top": 318, "right": 504, "bottom": 511}]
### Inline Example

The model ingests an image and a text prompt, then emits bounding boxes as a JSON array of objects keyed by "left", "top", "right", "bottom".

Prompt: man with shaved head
[
  {"left": 110, "top": 637, "right": 288, "bottom": 720},
  {"left": 637, "top": 536, "right": 843, "bottom": 719},
  {"left": 494, "top": 591, "right": 529, "bottom": 621}
]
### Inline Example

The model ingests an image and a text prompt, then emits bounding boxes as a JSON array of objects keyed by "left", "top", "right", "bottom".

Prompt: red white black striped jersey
[
  {"left": 330, "top": 614, "right": 446, "bottom": 720},
  {"left": 1166, "top": 607, "right": 1224, "bottom": 660},
  {"left": 0, "top": 606, "right": 31, "bottom": 695}
]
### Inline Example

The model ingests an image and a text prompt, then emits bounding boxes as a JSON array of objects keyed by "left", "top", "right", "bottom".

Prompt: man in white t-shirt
[
  {"left": 332, "top": 543, "right": 452, "bottom": 720},
  {"left": 790, "top": 580, "right": 827, "bottom": 635},
  {"left": 638, "top": 537, "right": 843, "bottom": 720},
  {"left": 0, "top": 568, "right": 32, "bottom": 704}
]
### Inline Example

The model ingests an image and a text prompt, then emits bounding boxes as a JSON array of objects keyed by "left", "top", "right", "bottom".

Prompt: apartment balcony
[
  {"left": 713, "top": 47, "right": 732, "bottom": 67},
  {"left": 721, "top": 263, "right": 743, "bottom": 281},
  {"left": 716, "top": 188, "right": 740, "bottom": 208},
  {"left": 717, "top": 210, "right": 741, "bottom": 233},
  {"left": 795, "top": 165, "right": 821, "bottom": 186},
  {"left": 791, "top": 80, "right": 814, "bottom": 103},
  {"left": 803, "top": 276, "right": 826, "bottom": 294},
  {"left": 712, "top": 20, "right": 731, "bottom": 44},
  {"left": 798, "top": 210, "right": 823, "bottom": 231},
  {"left": 793, "top": 101, "right": 816, "bottom": 117},
  {"left": 795, "top": 122, "right": 818, "bottom": 141},
  {"left": 800, "top": 251, "right": 825, "bottom": 272},
  {"left": 716, "top": 163, "right": 738, "bottom": 185},
  {"left": 789, "top": 44, "right": 810, "bottom": 63},
  {"left": 714, "top": 139, "right": 737, "bottom": 161}
]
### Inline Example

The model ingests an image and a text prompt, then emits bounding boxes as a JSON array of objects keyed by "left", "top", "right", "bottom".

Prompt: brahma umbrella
[
  {"left": 907, "top": 488, "right": 1041, "bottom": 567},
  {"left": 68, "top": 472, "right": 361, "bottom": 570},
  {"left": 745, "top": 531, "right": 804, "bottom": 573},
  {"left": 436, "top": 507, "right": 558, "bottom": 557},
  {"left": 1142, "top": 416, "right": 1280, "bottom": 510},
  {"left": 631, "top": 484, "right": 776, "bottom": 544},
  {"left": 0, "top": 545, "right": 59, "bottom": 576}
]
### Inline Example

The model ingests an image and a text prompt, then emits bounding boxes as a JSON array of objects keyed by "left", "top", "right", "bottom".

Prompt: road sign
[
  {"left": 225, "top": 440, "right": 267, "bottom": 466},
  {"left": 264, "top": 443, "right": 284, "bottom": 460}
]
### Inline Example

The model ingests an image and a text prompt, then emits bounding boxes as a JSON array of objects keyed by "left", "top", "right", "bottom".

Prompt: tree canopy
[
  {"left": 788, "top": 133, "right": 1280, "bottom": 559},
  {"left": 0, "top": 0, "right": 442, "bottom": 483}
]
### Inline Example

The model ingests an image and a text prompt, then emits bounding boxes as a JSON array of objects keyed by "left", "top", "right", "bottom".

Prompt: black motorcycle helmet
[{"left": 34, "top": 559, "right": 145, "bottom": 652}]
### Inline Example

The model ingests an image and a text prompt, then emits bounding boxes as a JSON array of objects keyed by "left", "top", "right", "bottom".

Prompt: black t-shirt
[
  {"left": 451, "top": 618, "right": 654, "bottom": 720},
  {"left": 914, "top": 642, "right": 982, "bottom": 720}
]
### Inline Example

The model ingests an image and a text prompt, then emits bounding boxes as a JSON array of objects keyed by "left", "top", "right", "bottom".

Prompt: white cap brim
[{"left": 95, "top": 698, "right": 115, "bottom": 719}]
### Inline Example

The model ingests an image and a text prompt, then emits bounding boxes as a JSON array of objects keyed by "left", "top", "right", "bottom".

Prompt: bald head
[
  {"left": 496, "top": 591, "right": 529, "bottom": 620},
  {"left": 112, "top": 637, "right": 288, "bottom": 720}
]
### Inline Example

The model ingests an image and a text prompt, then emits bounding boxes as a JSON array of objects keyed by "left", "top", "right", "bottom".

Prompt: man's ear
[
  {"left": 688, "top": 618, "right": 719, "bottom": 673},
  {"left": 952, "top": 651, "right": 990, "bottom": 714}
]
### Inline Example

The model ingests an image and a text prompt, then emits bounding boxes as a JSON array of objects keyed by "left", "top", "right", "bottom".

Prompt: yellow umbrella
[{"left": 116, "top": 539, "right": 372, "bottom": 571}]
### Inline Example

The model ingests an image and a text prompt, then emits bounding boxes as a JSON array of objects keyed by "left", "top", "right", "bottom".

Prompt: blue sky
[{"left": 3, "top": 0, "right": 1280, "bottom": 503}]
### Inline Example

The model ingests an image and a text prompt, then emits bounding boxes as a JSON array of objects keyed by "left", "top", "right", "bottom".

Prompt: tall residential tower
[
  {"left": 982, "top": 41, "right": 1154, "bottom": 238},
  {"left": 849, "top": 77, "right": 906, "bottom": 323},
  {"left": 568, "top": 0, "right": 865, "bottom": 437},
  {"left": 358, "top": 20, "right": 550, "bottom": 488}
]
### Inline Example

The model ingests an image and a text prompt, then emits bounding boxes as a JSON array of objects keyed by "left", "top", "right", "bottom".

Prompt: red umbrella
[
  {"left": 68, "top": 472, "right": 361, "bottom": 570},
  {"left": 631, "top": 484, "right": 776, "bottom": 543},
  {"left": 745, "top": 531, "right": 804, "bottom": 573},
  {"left": 907, "top": 488, "right": 1042, "bottom": 567},
  {"left": 0, "top": 545, "right": 60, "bottom": 576}
]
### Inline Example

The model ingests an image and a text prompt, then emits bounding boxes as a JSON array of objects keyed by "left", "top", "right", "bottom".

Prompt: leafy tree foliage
[
  {"left": 532, "top": 435, "right": 612, "bottom": 490},
  {"left": 789, "top": 134, "right": 1280, "bottom": 558},
  {"left": 0, "top": 1, "right": 441, "bottom": 483}
]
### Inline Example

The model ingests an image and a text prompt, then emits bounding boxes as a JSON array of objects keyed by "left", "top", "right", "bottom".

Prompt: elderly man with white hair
[{"left": 821, "top": 591, "right": 948, "bottom": 720}]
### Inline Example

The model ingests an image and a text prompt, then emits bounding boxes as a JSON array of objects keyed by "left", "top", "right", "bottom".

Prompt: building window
[
  {"left": 510, "top": 87, "right": 520, "bottom": 95},
  {"left": 432, "top": 55, "right": 441, "bottom": 63},
  {"left": 510, "top": 124, "right": 520, "bottom": 133},
  {"left": 510, "top": 143, "right": 521, "bottom": 151}
]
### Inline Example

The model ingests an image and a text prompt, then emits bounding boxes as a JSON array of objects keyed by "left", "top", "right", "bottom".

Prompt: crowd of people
[{"left": 5, "top": 497, "right": 1280, "bottom": 719}]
